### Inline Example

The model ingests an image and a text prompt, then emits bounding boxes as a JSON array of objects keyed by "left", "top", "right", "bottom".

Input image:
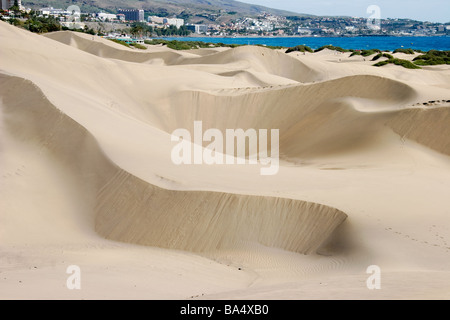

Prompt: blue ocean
[{"left": 162, "top": 36, "right": 450, "bottom": 51}]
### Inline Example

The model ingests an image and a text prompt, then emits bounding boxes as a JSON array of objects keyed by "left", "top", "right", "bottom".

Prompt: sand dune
[
  {"left": 0, "top": 73, "right": 347, "bottom": 254},
  {"left": 1, "top": 22, "right": 450, "bottom": 299},
  {"left": 388, "top": 107, "right": 450, "bottom": 156},
  {"left": 44, "top": 31, "right": 195, "bottom": 64},
  {"left": 45, "top": 31, "right": 322, "bottom": 83}
]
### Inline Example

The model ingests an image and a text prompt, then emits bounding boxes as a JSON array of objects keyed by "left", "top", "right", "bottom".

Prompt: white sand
[{"left": 1, "top": 22, "right": 450, "bottom": 299}]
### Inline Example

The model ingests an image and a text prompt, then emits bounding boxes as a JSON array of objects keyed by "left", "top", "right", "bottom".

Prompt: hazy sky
[{"left": 239, "top": 0, "right": 450, "bottom": 23}]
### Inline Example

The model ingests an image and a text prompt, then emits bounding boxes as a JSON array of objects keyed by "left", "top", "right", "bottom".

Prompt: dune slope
[{"left": 0, "top": 73, "right": 347, "bottom": 254}]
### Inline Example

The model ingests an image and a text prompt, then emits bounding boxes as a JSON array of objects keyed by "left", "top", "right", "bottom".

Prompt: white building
[
  {"left": 38, "top": 7, "right": 70, "bottom": 16},
  {"left": 97, "top": 12, "right": 117, "bottom": 21},
  {"left": 164, "top": 18, "right": 184, "bottom": 28},
  {"left": 187, "top": 24, "right": 207, "bottom": 34},
  {"left": 148, "top": 16, "right": 184, "bottom": 28}
]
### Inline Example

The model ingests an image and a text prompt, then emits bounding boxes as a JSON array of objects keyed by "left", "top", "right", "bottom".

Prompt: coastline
[
  {"left": 177, "top": 34, "right": 450, "bottom": 38},
  {"left": 159, "top": 35, "right": 450, "bottom": 51}
]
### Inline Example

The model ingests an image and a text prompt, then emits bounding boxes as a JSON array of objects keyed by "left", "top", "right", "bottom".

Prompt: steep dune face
[
  {"left": 159, "top": 75, "right": 416, "bottom": 133},
  {"left": 387, "top": 107, "right": 450, "bottom": 156},
  {"left": 162, "top": 75, "right": 450, "bottom": 159},
  {"left": 0, "top": 73, "right": 347, "bottom": 254},
  {"left": 161, "top": 75, "right": 418, "bottom": 157},
  {"left": 95, "top": 170, "right": 346, "bottom": 254}
]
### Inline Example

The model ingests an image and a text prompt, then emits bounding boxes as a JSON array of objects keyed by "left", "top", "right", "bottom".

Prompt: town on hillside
[{"left": 1, "top": 0, "right": 449, "bottom": 40}]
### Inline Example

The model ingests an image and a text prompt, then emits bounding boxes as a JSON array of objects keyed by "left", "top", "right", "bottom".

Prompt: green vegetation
[
  {"left": 83, "top": 25, "right": 96, "bottom": 35},
  {"left": 373, "top": 60, "right": 390, "bottom": 67},
  {"left": 9, "top": 0, "right": 21, "bottom": 14},
  {"left": 413, "top": 50, "right": 450, "bottom": 65},
  {"left": 130, "top": 43, "right": 147, "bottom": 50},
  {"left": 314, "top": 45, "right": 350, "bottom": 53},
  {"left": 255, "top": 44, "right": 285, "bottom": 50},
  {"left": 6, "top": 18, "right": 23, "bottom": 27},
  {"left": 391, "top": 58, "right": 421, "bottom": 69},
  {"left": 130, "top": 22, "right": 190, "bottom": 37},
  {"left": 22, "top": 16, "right": 61, "bottom": 33},
  {"left": 144, "top": 39, "right": 242, "bottom": 50},
  {"left": 154, "top": 25, "right": 191, "bottom": 36},
  {"left": 393, "top": 48, "right": 415, "bottom": 54},
  {"left": 108, "top": 39, "right": 131, "bottom": 48},
  {"left": 371, "top": 53, "right": 394, "bottom": 61},
  {"left": 374, "top": 58, "right": 421, "bottom": 69},
  {"left": 63, "top": 26, "right": 95, "bottom": 35},
  {"left": 350, "top": 49, "right": 382, "bottom": 57},
  {"left": 109, "top": 39, "right": 150, "bottom": 51},
  {"left": 145, "top": 39, "right": 282, "bottom": 51},
  {"left": 285, "top": 45, "right": 313, "bottom": 53}
]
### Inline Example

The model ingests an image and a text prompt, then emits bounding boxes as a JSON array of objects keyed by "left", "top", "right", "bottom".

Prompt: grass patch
[
  {"left": 285, "top": 45, "right": 314, "bottom": 53},
  {"left": 109, "top": 39, "right": 131, "bottom": 48},
  {"left": 144, "top": 39, "right": 242, "bottom": 50},
  {"left": 391, "top": 58, "right": 421, "bottom": 69},
  {"left": 371, "top": 53, "right": 394, "bottom": 61},
  {"left": 255, "top": 44, "right": 285, "bottom": 50},
  {"left": 130, "top": 43, "right": 147, "bottom": 50},
  {"left": 145, "top": 39, "right": 281, "bottom": 51},
  {"left": 373, "top": 60, "right": 390, "bottom": 67},
  {"left": 413, "top": 50, "right": 450, "bottom": 66},
  {"left": 374, "top": 58, "right": 421, "bottom": 69},
  {"left": 350, "top": 49, "right": 381, "bottom": 57},
  {"left": 393, "top": 48, "right": 415, "bottom": 54},
  {"left": 314, "top": 45, "right": 350, "bottom": 53}
]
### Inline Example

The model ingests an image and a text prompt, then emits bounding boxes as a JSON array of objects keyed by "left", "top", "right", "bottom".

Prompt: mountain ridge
[{"left": 23, "top": 0, "right": 313, "bottom": 23}]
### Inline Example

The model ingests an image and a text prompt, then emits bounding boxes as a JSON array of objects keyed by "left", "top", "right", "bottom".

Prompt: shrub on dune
[
  {"left": 314, "top": 45, "right": 350, "bottom": 53},
  {"left": 392, "top": 58, "right": 421, "bottom": 69},
  {"left": 372, "top": 53, "right": 394, "bottom": 61},
  {"left": 130, "top": 43, "right": 147, "bottom": 50},
  {"left": 374, "top": 58, "right": 421, "bottom": 69},
  {"left": 393, "top": 48, "right": 415, "bottom": 54},
  {"left": 350, "top": 49, "right": 381, "bottom": 57},
  {"left": 285, "top": 45, "right": 314, "bottom": 53},
  {"left": 109, "top": 39, "right": 131, "bottom": 48},
  {"left": 413, "top": 50, "right": 450, "bottom": 66},
  {"left": 144, "top": 39, "right": 242, "bottom": 50}
]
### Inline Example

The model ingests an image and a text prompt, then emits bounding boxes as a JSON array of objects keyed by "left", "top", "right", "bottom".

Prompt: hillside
[{"left": 22, "top": 0, "right": 311, "bottom": 23}]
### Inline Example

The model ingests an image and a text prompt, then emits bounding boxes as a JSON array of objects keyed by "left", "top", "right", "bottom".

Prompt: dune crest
[{"left": 0, "top": 73, "right": 347, "bottom": 254}]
